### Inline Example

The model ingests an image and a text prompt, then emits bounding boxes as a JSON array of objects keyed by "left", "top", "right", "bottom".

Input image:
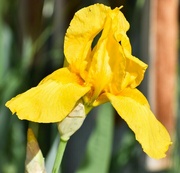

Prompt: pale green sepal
[{"left": 58, "top": 103, "right": 86, "bottom": 141}]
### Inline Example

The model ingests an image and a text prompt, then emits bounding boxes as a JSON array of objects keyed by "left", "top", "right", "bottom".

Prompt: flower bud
[
  {"left": 25, "top": 128, "right": 46, "bottom": 173},
  {"left": 58, "top": 103, "right": 86, "bottom": 141}
]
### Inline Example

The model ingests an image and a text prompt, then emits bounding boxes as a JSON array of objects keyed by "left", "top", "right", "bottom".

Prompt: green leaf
[
  {"left": 77, "top": 103, "right": 114, "bottom": 173},
  {"left": 0, "top": 20, "right": 12, "bottom": 86}
]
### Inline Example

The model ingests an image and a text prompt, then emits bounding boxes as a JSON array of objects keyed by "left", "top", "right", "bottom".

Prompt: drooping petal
[
  {"left": 106, "top": 88, "right": 172, "bottom": 159},
  {"left": 6, "top": 68, "right": 90, "bottom": 123},
  {"left": 64, "top": 4, "right": 110, "bottom": 75},
  {"left": 39, "top": 67, "right": 84, "bottom": 85}
]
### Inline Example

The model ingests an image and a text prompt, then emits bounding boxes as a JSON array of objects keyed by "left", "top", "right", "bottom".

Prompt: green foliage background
[{"left": 0, "top": 0, "right": 179, "bottom": 173}]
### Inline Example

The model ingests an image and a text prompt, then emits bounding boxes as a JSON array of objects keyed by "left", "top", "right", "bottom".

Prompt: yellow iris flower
[{"left": 6, "top": 4, "right": 171, "bottom": 159}]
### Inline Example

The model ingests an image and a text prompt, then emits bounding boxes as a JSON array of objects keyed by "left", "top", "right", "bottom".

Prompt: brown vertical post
[{"left": 147, "top": 0, "right": 178, "bottom": 171}]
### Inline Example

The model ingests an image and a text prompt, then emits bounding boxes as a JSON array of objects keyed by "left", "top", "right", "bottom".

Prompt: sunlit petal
[
  {"left": 122, "top": 53, "right": 148, "bottom": 89},
  {"left": 64, "top": 4, "right": 110, "bottom": 75},
  {"left": 107, "top": 88, "right": 172, "bottom": 159},
  {"left": 6, "top": 68, "right": 90, "bottom": 123},
  {"left": 87, "top": 8, "right": 129, "bottom": 97},
  {"left": 86, "top": 16, "right": 113, "bottom": 98},
  {"left": 110, "top": 7, "right": 131, "bottom": 53}
]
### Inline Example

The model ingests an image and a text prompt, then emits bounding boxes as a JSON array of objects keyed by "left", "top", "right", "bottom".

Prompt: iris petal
[
  {"left": 87, "top": 16, "right": 113, "bottom": 98},
  {"left": 107, "top": 88, "right": 172, "bottom": 159},
  {"left": 6, "top": 68, "right": 90, "bottom": 123},
  {"left": 86, "top": 7, "right": 130, "bottom": 96},
  {"left": 64, "top": 4, "right": 110, "bottom": 75},
  {"left": 123, "top": 53, "right": 148, "bottom": 89}
]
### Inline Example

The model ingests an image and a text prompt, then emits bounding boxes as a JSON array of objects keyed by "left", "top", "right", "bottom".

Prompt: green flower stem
[{"left": 52, "top": 138, "right": 68, "bottom": 173}]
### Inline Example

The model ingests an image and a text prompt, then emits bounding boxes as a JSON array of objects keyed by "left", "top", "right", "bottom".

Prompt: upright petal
[
  {"left": 109, "top": 8, "right": 148, "bottom": 90},
  {"left": 106, "top": 7, "right": 148, "bottom": 90},
  {"left": 87, "top": 8, "right": 129, "bottom": 98},
  {"left": 86, "top": 16, "right": 114, "bottom": 99},
  {"left": 64, "top": 4, "right": 110, "bottom": 75},
  {"left": 107, "top": 88, "right": 172, "bottom": 159},
  {"left": 122, "top": 53, "right": 148, "bottom": 89},
  {"left": 110, "top": 7, "right": 131, "bottom": 53},
  {"left": 6, "top": 68, "right": 90, "bottom": 123}
]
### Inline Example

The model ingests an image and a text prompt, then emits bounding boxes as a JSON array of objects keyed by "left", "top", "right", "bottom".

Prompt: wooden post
[{"left": 147, "top": 0, "right": 178, "bottom": 171}]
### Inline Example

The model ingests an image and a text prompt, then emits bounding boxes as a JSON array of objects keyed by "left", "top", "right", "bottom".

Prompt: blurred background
[{"left": 0, "top": 0, "right": 179, "bottom": 173}]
